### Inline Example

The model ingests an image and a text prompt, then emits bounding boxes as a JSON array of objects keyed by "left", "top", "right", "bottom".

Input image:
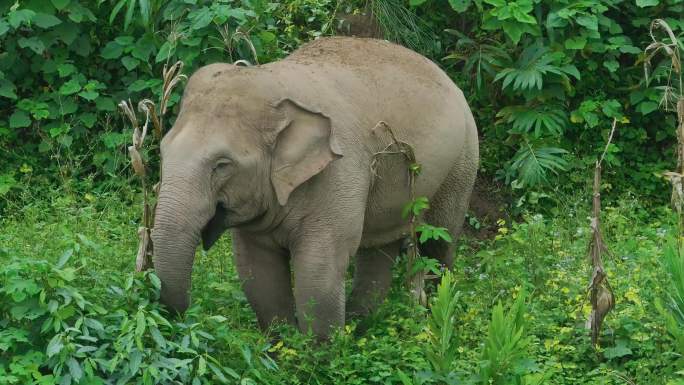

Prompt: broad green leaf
[
  {"left": 46, "top": 335, "right": 63, "bottom": 357},
  {"left": 198, "top": 356, "right": 207, "bottom": 377},
  {"left": 0, "top": 174, "right": 17, "bottom": 195},
  {"left": 564, "top": 36, "right": 587, "bottom": 49},
  {"left": 560, "top": 65, "right": 580, "bottom": 80},
  {"left": 49, "top": 123, "right": 70, "bottom": 137},
  {"left": 603, "top": 60, "right": 619, "bottom": 72},
  {"left": 67, "top": 358, "right": 83, "bottom": 381},
  {"left": 57, "top": 63, "right": 77, "bottom": 78},
  {"left": 189, "top": 7, "right": 214, "bottom": 30},
  {"left": 68, "top": 3, "right": 96, "bottom": 23},
  {"left": 155, "top": 41, "right": 175, "bottom": 63},
  {"left": 619, "top": 45, "right": 642, "bottom": 54},
  {"left": 58, "top": 134, "right": 73, "bottom": 147},
  {"left": 601, "top": 99, "right": 623, "bottom": 118},
  {"left": 95, "top": 97, "right": 116, "bottom": 111},
  {"left": 50, "top": 0, "right": 71, "bottom": 10},
  {"left": 9, "top": 111, "right": 31, "bottom": 128},
  {"left": 129, "top": 350, "right": 143, "bottom": 375},
  {"left": 637, "top": 101, "right": 658, "bottom": 115},
  {"left": 448, "top": 0, "right": 471, "bottom": 12},
  {"left": 0, "top": 20, "right": 8, "bottom": 36},
  {"left": 121, "top": 56, "right": 139, "bottom": 71},
  {"left": 59, "top": 79, "right": 81, "bottom": 95},
  {"left": 78, "top": 90, "right": 99, "bottom": 101},
  {"left": 0, "top": 79, "right": 17, "bottom": 99},
  {"left": 100, "top": 132, "right": 123, "bottom": 149},
  {"left": 61, "top": 98, "right": 78, "bottom": 115},
  {"left": 72, "top": 35, "right": 92, "bottom": 56},
  {"left": 115, "top": 35, "right": 135, "bottom": 46},
  {"left": 54, "top": 21, "right": 79, "bottom": 45},
  {"left": 127, "top": 79, "right": 149, "bottom": 92},
  {"left": 603, "top": 340, "right": 632, "bottom": 359},
  {"left": 259, "top": 31, "right": 276, "bottom": 44},
  {"left": 8, "top": 9, "right": 36, "bottom": 28},
  {"left": 18, "top": 37, "right": 46, "bottom": 55},
  {"left": 502, "top": 20, "right": 525, "bottom": 44},
  {"left": 101, "top": 41, "right": 123, "bottom": 59},
  {"left": 132, "top": 36, "right": 155, "bottom": 60},
  {"left": 636, "top": 0, "right": 658, "bottom": 7},
  {"left": 512, "top": 9, "right": 536, "bottom": 24},
  {"left": 208, "top": 362, "right": 229, "bottom": 382},
  {"left": 34, "top": 13, "right": 62, "bottom": 28},
  {"left": 149, "top": 273, "right": 161, "bottom": 289},
  {"left": 576, "top": 15, "right": 598, "bottom": 31},
  {"left": 79, "top": 112, "right": 97, "bottom": 128},
  {"left": 213, "top": 6, "right": 247, "bottom": 23},
  {"left": 409, "top": 0, "right": 429, "bottom": 5},
  {"left": 57, "top": 249, "right": 73, "bottom": 268}
]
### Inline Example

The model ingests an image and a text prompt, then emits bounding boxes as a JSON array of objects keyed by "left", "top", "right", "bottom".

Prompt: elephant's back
[
  {"left": 284, "top": 37, "right": 423, "bottom": 68},
  {"left": 283, "top": 37, "right": 449, "bottom": 91}
]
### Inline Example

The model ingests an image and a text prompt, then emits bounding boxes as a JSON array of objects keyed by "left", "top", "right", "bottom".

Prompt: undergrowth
[{"left": 1, "top": 190, "right": 682, "bottom": 384}]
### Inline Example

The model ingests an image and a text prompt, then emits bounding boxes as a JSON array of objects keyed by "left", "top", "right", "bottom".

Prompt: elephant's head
[{"left": 151, "top": 66, "right": 342, "bottom": 313}]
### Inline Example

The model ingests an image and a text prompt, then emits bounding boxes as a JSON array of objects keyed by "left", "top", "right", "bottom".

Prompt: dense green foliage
[
  {"left": 2, "top": 1, "right": 684, "bottom": 384},
  {"left": 0, "top": 0, "right": 335, "bottom": 209},
  {"left": 1, "top": 192, "right": 682, "bottom": 384},
  {"left": 1, "top": 0, "right": 683, "bottom": 208}
]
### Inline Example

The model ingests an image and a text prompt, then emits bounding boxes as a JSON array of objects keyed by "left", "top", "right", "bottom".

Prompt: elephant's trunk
[{"left": 151, "top": 171, "right": 213, "bottom": 313}]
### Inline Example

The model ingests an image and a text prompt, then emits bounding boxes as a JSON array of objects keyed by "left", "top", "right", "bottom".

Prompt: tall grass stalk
[
  {"left": 426, "top": 270, "right": 461, "bottom": 376},
  {"left": 478, "top": 291, "right": 529, "bottom": 385}
]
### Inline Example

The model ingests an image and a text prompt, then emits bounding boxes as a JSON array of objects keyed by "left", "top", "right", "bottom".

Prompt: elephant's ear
[{"left": 271, "top": 99, "right": 343, "bottom": 206}]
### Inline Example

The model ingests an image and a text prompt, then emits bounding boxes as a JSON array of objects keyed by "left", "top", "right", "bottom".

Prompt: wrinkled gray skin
[{"left": 152, "top": 37, "right": 478, "bottom": 339}]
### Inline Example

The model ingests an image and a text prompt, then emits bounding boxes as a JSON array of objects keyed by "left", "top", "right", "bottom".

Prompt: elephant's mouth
[{"left": 200, "top": 202, "right": 268, "bottom": 249}]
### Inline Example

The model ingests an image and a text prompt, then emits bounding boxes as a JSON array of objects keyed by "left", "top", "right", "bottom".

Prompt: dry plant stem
[
  {"left": 645, "top": 19, "right": 684, "bottom": 249},
  {"left": 670, "top": 99, "right": 684, "bottom": 250},
  {"left": 119, "top": 61, "right": 186, "bottom": 272},
  {"left": 218, "top": 26, "right": 259, "bottom": 65},
  {"left": 370, "top": 121, "right": 426, "bottom": 305},
  {"left": 587, "top": 118, "right": 617, "bottom": 347}
]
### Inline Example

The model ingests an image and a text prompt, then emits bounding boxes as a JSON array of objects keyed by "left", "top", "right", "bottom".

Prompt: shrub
[{"left": 0, "top": 254, "right": 260, "bottom": 384}]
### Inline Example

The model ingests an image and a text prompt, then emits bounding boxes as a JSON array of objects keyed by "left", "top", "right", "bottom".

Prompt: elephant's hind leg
[
  {"left": 421, "top": 153, "right": 477, "bottom": 268},
  {"left": 233, "top": 230, "right": 296, "bottom": 330},
  {"left": 347, "top": 240, "right": 401, "bottom": 318}
]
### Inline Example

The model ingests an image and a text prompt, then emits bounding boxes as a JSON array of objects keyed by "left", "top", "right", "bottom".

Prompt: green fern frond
[
  {"left": 498, "top": 105, "right": 568, "bottom": 137},
  {"left": 511, "top": 142, "right": 568, "bottom": 188}
]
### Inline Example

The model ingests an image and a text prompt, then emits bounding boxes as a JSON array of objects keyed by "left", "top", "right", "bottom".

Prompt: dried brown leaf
[{"left": 128, "top": 145, "right": 145, "bottom": 177}]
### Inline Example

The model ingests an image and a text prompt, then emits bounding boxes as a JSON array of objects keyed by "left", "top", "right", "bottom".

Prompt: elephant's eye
[{"left": 212, "top": 158, "right": 233, "bottom": 173}]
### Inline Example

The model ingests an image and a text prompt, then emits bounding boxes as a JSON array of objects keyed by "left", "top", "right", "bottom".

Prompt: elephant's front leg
[
  {"left": 291, "top": 234, "right": 353, "bottom": 339},
  {"left": 233, "top": 230, "right": 296, "bottom": 330}
]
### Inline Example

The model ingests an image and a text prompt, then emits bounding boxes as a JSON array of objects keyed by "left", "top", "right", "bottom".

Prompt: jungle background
[{"left": 1, "top": 0, "right": 684, "bottom": 384}]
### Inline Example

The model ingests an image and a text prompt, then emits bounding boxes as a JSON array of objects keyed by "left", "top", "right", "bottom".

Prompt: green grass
[{"left": 0, "top": 190, "right": 682, "bottom": 384}]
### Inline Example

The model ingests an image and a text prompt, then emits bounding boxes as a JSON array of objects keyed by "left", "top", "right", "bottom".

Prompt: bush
[
  {"left": 657, "top": 244, "right": 684, "bottom": 364},
  {"left": 0, "top": 255, "right": 259, "bottom": 384}
]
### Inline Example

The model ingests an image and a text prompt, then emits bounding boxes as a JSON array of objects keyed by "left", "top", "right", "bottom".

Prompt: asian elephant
[{"left": 151, "top": 37, "right": 479, "bottom": 339}]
